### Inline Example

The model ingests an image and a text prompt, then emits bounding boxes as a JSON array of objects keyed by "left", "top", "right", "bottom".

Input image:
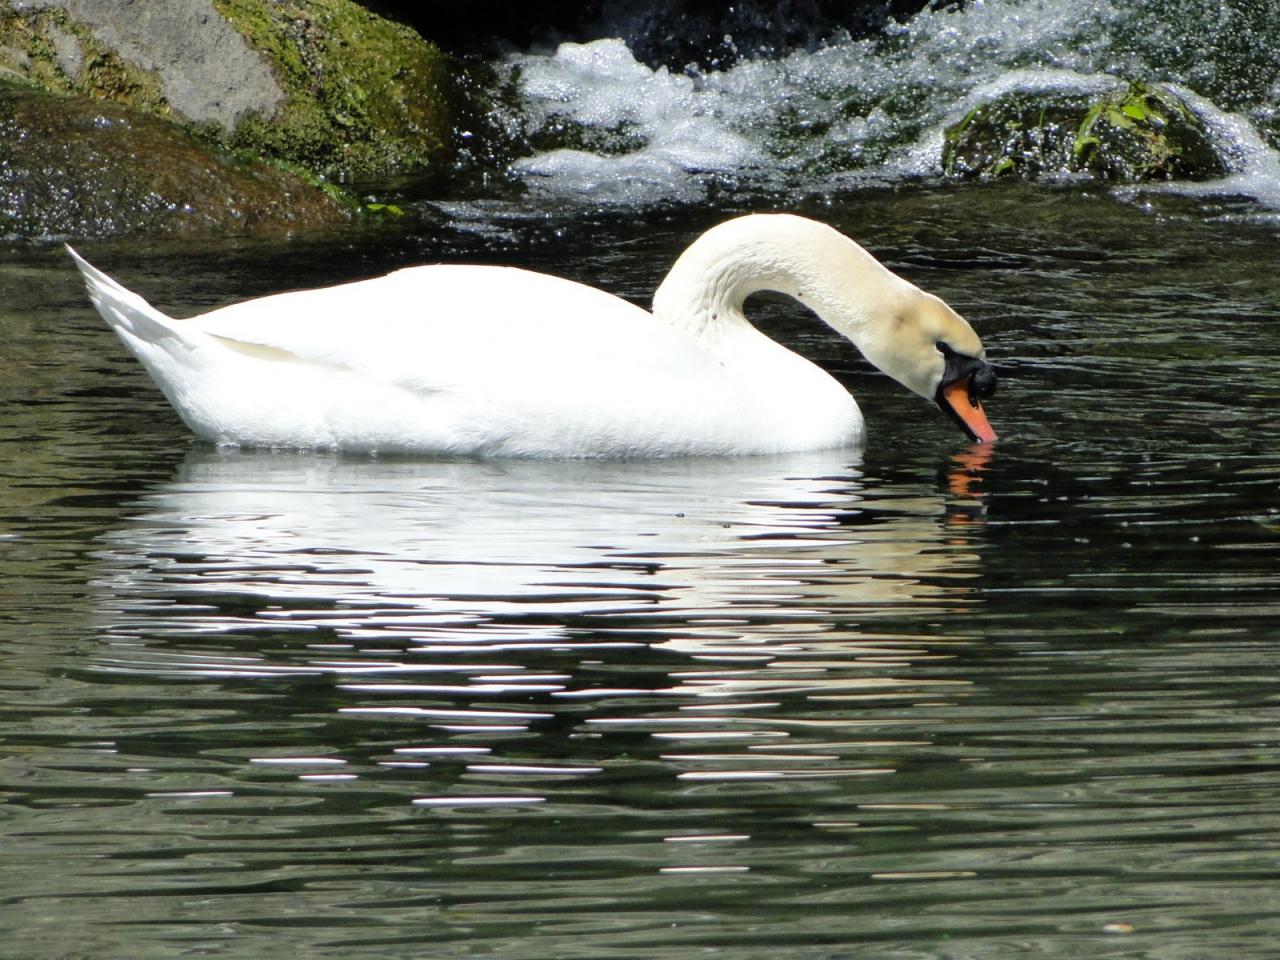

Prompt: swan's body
[{"left": 70, "top": 214, "right": 996, "bottom": 458}]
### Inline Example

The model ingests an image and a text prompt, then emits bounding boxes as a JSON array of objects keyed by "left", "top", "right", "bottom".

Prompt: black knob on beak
[{"left": 970, "top": 360, "right": 997, "bottom": 401}]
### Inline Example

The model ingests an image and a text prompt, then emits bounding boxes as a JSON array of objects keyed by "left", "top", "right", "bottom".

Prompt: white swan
[{"left": 68, "top": 214, "right": 996, "bottom": 458}]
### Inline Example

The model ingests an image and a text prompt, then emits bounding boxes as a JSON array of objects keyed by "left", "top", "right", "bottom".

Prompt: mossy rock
[
  {"left": 943, "top": 82, "right": 1227, "bottom": 182},
  {"left": 0, "top": 0, "right": 464, "bottom": 180},
  {"left": 0, "top": 82, "right": 351, "bottom": 240},
  {"left": 942, "top": 97, "right": 1087, "bottom": 180},
  {"left": 213, "top": 0, "right": 460, "bottom": 178},
  {"left": 0, "top": 4, "right": 172, "bottom": 115}
]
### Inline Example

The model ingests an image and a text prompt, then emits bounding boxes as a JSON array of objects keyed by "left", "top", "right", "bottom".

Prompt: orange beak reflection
[
  {"left": 940, "top": 375, "right": 997, "bottom": 444},
  {"left": 944, "top": 442, "right": 995, "bottom": 530}
]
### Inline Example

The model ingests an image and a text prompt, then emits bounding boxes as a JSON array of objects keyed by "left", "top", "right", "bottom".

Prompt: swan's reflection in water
[{"left": 90, "top": 447, "right": 992, "bottom": 800}]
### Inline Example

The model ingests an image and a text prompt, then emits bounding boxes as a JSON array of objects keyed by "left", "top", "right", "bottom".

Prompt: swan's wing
[{"left": 189, "top": 264, "right": 697, "bottom": 393}]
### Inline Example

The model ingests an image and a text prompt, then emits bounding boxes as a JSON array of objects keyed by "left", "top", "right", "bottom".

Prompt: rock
[
  {"left": 942, "top": 81, "right": 1228, "bottom": 183},
  {"left": 1071, "top": 83, "right": 1226, "bottom": 181},
  {"left": 6, "top": 0, "right": 286, "bottom": 129},
  {"left": 214, "top": 0, "right": 460, "bottom": 177},
  {"left": 942, "top": 95, "right": 1085, "bottom": 180},
  {"left": 0, "top": 0, "right": 461, "bottom": 179},
  {"left": 0, "top": 82, "right": 350, "bottom": 240}
]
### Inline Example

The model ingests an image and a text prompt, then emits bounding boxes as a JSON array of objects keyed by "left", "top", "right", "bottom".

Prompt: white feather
[{"left": 69, "top": 215, "right": 988, "bottom": 458}]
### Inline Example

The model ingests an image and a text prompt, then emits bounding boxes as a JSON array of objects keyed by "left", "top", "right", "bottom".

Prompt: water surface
[{"left": 2, "top": 181, "right": 1278, "bottom": 958}]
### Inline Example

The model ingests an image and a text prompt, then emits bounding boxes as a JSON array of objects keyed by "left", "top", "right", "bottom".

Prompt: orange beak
[{"left": 940, "top": 375, "right": 997, "bottom": 444}]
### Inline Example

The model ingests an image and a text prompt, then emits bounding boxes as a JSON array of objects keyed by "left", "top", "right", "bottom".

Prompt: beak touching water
[{"left": 935, "top": 344, "right": 998, "bottom": 444}]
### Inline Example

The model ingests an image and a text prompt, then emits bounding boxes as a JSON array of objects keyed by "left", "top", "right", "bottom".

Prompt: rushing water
[
  {"left": 489, "top": 0, "right": 1280, "bottom": 213},
  {"left": 3, "top": 1, "right": 1280, "bottom": 957}
]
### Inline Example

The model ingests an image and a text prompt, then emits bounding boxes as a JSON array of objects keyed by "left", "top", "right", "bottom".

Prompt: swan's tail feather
[
  {"left": 66, "top": 244, "right": 220, "bottom": 441},
  {"left": 65, "top": 244, "right": 181, "bottom": 347}
]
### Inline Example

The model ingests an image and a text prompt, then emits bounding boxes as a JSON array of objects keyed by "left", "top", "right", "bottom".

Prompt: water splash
[
  {"left": 498, "top": 0, "right": 1280, "bottom": 211},
  {"left": 510, "top": 38, "right": 765, "bottom": 205}
]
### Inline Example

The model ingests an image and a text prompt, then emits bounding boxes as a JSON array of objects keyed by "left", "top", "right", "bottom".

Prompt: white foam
[
  {"left": 1156, "top": 85, "right": 1280, "bottom": 207},
  {"left": 497, "top": 0, "right": 1280, "bottom": 212},
  {"left": 509, "top": 38, "right": 763, "bottom": 205}
]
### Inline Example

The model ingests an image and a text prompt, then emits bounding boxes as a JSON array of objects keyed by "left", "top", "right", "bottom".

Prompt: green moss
[
  {"left": 243, "top": 151, "right": 410, "bottom": 216},
  {"left": 0, "top": 8, "right": 168, "bottom": 113},
  {"left": 942, "top": 81, "right": 1226, "bottom": 183},
  {"left": 212, "top": 0, "right": 459, "bottom": 178},
  {"left": 2, "top": 1, "right": 466, "bottom": 181},
  {"left": 1071, "top": 82, "right": 1220, "bottom": 179}
]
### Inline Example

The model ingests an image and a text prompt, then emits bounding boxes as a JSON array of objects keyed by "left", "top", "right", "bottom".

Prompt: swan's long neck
[{"left": 650, "top": 213, "right": 912, "bottom": 348}]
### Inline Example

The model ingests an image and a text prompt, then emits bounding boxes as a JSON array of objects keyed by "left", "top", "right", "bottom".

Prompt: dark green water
[{"left": 2, "top": 184, "right": 1279, "bottom": 958}]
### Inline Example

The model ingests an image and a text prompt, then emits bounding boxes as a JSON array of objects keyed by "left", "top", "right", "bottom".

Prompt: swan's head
[
  {"left": 653, "top": 213, "right": 998, "bottom": 443},
  {"left": 855, "top": 288, "right": 998, "bottom": 444},
  {"left": 742, "top": 215, "right": 998, "bottom": 443}
]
